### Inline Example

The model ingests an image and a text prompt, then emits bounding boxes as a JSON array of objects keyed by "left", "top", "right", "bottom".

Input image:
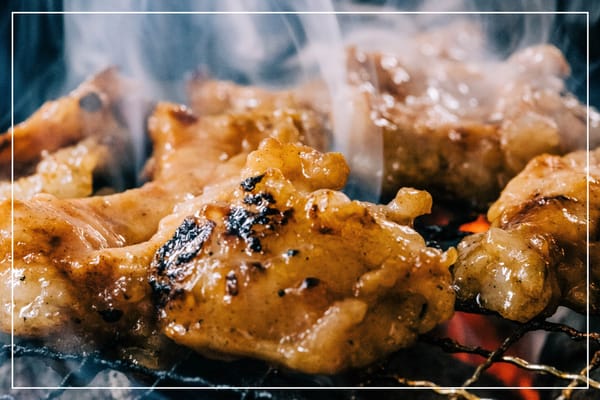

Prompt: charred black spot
[
  {"left": 318, "top": 226, "right": 334, "bottom": 234},
  {"left": 286, "top": 249, "right": 299, "bottom": 257},
  {"left": 281, "top": 209, "right": 294, "bottom": 225},
  {"left": 226, "top": 272, "right": 239, "bottom": 296},
  {"left": 19, "top": 275, "right": 25, "bottom": 281},
  {"left": 240, "top": 175, "right": 264, "bottom": 192},
  {"left": 150, "top": 218, "right": 215, "bottom": 308},
  {"left": 226, "top": 187, "right": 292, "bottom": 252},
  {"left": 169, "top": 106, "right": 198, "bottom": 124},
  {"left": 243, "top": 192, "right": 275, "bottom": 206},
  {"left": 250, "top": 262, "right": 264, "bottom": 270},
  {"left": 247, "top": 237, "right": 262, "bottom": 252},
  {"left": 225, "top": 208, "right": 265, "bottom": 252},
  {"left": 301, "top": 277, "right": 320, "bottom": 289},
  {"left": 154, "top": 217, "right": 215, "bottom": 274},
  {"left": 97, "top": 308, "right": 123, "bottom": 323},
  {"left": 49, "top": 235, "right": 61, "bottom": 248},
  {"left": 149, "top": 277, "right": 172, "bottom": 307},
  {"left": 226, "top": 207, "right": 258, "bottom": 240},
  {"left": 262, "top": 207, "right": 281, "bottom": 216},
  {"left": 79, "top": 92, "right": 103, "bottom": 112},
  {"left": 277, "top": 289, "right": 286, "bottom": 297}
]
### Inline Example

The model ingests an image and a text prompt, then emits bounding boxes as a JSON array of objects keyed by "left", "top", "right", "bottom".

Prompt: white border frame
[{"left": 9, "top": 9, "right": 591, "bottom": 395}]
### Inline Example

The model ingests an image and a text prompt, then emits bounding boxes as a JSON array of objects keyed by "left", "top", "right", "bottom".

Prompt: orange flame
[
  {"left": 446, "top": 313, "right": 540, "bottom": 400},
  {"left": 459, "top": 214, "right": 490, "bottom": 233}
]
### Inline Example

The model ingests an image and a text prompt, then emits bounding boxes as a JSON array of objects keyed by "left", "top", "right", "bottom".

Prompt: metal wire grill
[
  {"left": 399, "top": 318, "right": 599, "bottom": 398},
  {"left": 1, "top": 310, "right": 598, "bottom": 400}
]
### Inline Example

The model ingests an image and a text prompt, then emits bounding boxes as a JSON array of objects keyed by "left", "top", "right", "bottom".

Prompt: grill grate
[{"left": 1, "top": 313, "right": 598, "bottom": 400}]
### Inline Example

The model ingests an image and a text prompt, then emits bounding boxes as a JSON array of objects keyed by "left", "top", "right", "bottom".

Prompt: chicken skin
[
  {"left": 150, "top": 137, "right": 456, "bottom": 374},
  {"left": 1, "top": 68, "right": 135, "bottom": 184},
  {"left": 2, "top": 97, "right": 455, "bottom": 373},
  {"left": 0, "top": 138, "right": 108, "bottom": 201},
  {"left": 1, "top": 100, "right": 329, "bottom": 353},
  {"left": 453, "top": 149, "right": 599, "bottom": 322},
  {"left": 189, "top": 34, "right": 597, "bottom": 208}
]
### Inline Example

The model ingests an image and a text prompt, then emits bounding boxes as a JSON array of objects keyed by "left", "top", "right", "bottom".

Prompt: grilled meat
[
  {"left": 0, "top": 100, "right": 329, "bottom": 352},
  {"left": 0, "top": 68, "right": 134, "bottom": 184},
  {"left": 2, "top": 96, "right": 456, "bottom": 373},
  {"left": 150, "top": 137, "right": 456, "bottom": 374},
  {"left": 352, "top": 43, "right": 597, "bottom": 207},
  {"left": 453, "top": 149, "right": 599, "bottom": 322},
  {"left": 5, "top": 21, "right": 592, "bottom": 371},
  {"left": 187, "top": 78, "right": 331, "bottom": 153},
  {"left": 189, "top": 37, "right": 597, "bottom": 208},
  {"left": 0, "top": 138, "right": 109, "bottom": 201}
]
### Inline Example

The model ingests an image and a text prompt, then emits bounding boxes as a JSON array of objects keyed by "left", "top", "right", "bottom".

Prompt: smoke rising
[{"left": 7, "top": 1, "right": 593, "bottom": 201}]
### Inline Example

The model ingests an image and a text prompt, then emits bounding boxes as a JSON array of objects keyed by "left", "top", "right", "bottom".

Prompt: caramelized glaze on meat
[
  {"left": 349, "top": 43, "right": 597, "bottom": 207},
  {"left": 150, "top": 138, "right": 456, "bottom": 374},
  {"left": 189, "top": 31, "right": 597, "bottom": 208},
  {"left": 453, "top": 149, "right": 600, "bottom": 322},
  {"left": 0, "top": 101, "right": 330, "bottom": 356},
  {"left": 0, "top": 68, "right": 134, "bottom": 182},
  {"left": 0, "top": 138, "right": 109, "bottom": 201},
  {"left": 1, "top": 95, "right": 456, "bottom": 372}
]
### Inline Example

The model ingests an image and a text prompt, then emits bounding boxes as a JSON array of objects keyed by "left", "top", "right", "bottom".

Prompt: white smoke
[{"left": 56, "top": 0, "right": 588, "bottom": 202}]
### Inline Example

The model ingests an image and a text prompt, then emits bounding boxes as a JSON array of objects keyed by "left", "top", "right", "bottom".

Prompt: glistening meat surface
[
  {"left": 1, "top": 96, "right": 330, "bottom": 355},
  {"left": 453, "top": 149, "right": 599, "bottom": 322},
  {"left": 1, "top": 97, "right": 456, "bottom": 373},
  {"left": 189, "top": 24, "right": 597, "bottom": 208},
  {"left": 150, "top": 138, "right": 456, "bottom": 374},
  {"left": 0, "top": 69, "right": 134, "bottom": 184}
]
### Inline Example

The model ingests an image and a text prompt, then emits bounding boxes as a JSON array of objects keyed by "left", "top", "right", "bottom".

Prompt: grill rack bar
[{"left": 2, "top": 314, "right": 598, "bottom": 400}]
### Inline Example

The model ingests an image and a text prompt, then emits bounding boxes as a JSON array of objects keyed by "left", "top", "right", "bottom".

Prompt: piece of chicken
[
  {"left": 0, "top": 138, "right": 112, "bottom": 201},
  {"left": 1, "top": 101, "right": 328, "bottom": 358},
  {"left": 187, "top": 78, "right": 331, "bottom": 153},
  {"left": 2, "top": 98, "right": 456, "bottom": 373},
  {"left": 352, "top": 43, "right": 598, "bottom": 207},
  {"left": 2, "top": 80, "right": 328, "bottom": 242},
  {"left": 188, "top": 31, "right": 598, "bottom": 208},
  {"left": 0, "top": 68, "right": 135, "bottom": 184},
  {"left": 453, "top": 149, "right": 600, "bottom": 322},
  {"left": 150, "top": 137, "right": 456, "bottom": 374}
]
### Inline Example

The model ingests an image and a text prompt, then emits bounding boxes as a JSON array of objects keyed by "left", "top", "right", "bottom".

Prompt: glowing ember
[
  {"left": 446, "top": 313, "right": 540, "bottom": 400},
  {"left": 459, "top": 214, "right": 490, "bottom": 233}
]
